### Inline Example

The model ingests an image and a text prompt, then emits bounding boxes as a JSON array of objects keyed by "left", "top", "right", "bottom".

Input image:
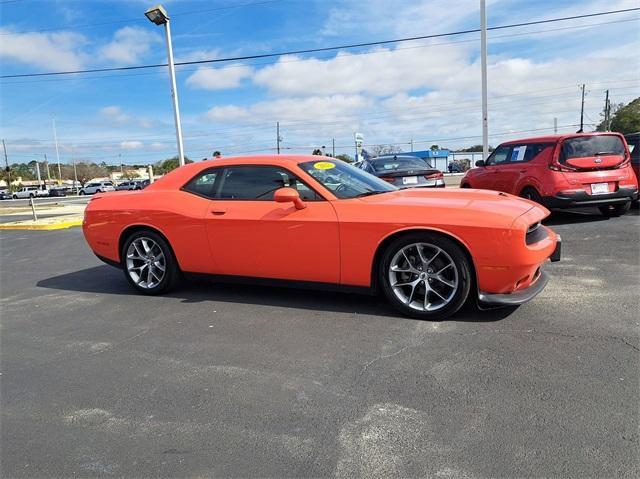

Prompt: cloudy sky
[{"left": 0, "top": 0, "right": 638, "bottom": 165}]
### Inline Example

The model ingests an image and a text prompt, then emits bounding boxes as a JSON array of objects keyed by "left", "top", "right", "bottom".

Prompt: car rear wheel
[
  {"left": 520, "top": 187, "right": 543, "bottom": 204},
  {"left": 379, "top": 232, "right": 472, "bottom": 320},
  {"left": 122, "top": 230, "right": 179, "bottom": 295},
  {"left": 599, "top": 201, "right": 630, "bottom": 217},
  {"left": 79, "top": 191, "right": 85, "bottom": 195},
  {"left": 460, "top": 183, "right": 471, "bottom": 188}
]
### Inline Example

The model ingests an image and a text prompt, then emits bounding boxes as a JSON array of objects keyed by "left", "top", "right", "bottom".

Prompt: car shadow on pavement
[
  {"left": 37, "top": 265, "right": 514, "bottom": 323},
  {"left": 543, "top": 208, "right": 611, "bottom": 226}
]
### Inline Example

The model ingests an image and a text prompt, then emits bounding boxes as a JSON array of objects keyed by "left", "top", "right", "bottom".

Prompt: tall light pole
[
  {"left": 145, "top": 4, "right": 185, "bottom": 166},
  {"left": 480, "top": 0, "right": 489, "bottom": 161},
  {"left": 52, "top": 118, "right": 62, "bottom": 181}
]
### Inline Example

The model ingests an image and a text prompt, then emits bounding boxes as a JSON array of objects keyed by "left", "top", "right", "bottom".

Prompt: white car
[
  {"left": 12, "top": 186, "right": 50, "bottom": 199},
  {"left": 79, "top": 182, "right": 115, "bottom": 195}
]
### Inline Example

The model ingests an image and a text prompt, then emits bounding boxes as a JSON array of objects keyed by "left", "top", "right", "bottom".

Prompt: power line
[
  {"left": 2, "top": 7, "right": 638, "bottom": 79},
  {"left": 3, "top": 17, "right": 638, "bottom": 86}
]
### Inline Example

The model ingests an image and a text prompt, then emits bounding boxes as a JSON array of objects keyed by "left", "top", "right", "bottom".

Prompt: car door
[
  {"left": 493, "top": 144, "right": 527, "bottom": 194},
  {"left": 192, "top": 165, "right": 341, "bottom": 284},
  {"left": 473, "top": 145, "right": 511, "bottom": 190},
  {"left": 493, "top": 143, "right": 552, "bottom": 194}
]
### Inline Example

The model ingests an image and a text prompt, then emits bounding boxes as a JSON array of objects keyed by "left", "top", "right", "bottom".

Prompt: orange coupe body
[{"left": 83, "top": 155, "right": 560, "bottom": 318}]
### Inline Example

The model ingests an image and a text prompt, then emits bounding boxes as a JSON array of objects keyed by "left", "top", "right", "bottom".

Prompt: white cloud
[
  {"left": 99, "top": 26, "right": 161, "bottom": 66},
  {"left": 0, "top": 29, "right": 87, "bottom": 70},
  {"left": 185, "top": 65, "right": 253, "bottom": 90},
  {"left": 120, "top": 141, "right": 144, "bottom": 150},
  {"left": 98, "top": 106, "right": 162, "bottom": 129},
  {"left": 253, "top": 43, "right": 472, "bottom": 97}
]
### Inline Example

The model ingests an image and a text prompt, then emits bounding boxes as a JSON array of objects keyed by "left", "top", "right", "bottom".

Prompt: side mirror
[
  {"left": 475, "top": 160, "right": 486, "bottom": 167},
  {"left": 274, "top": 187, "right": 306, "bottom": 210}
]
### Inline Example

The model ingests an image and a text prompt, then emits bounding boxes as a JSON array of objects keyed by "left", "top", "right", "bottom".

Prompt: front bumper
[
  {"left": 543, "top": 186, "right": 637, "bottom": 209},
  {"left": 478, "top": 236, "right": 560, "bottom": 307},
  {"left": 478, "top": 271, "right": 549, "bottom": 306}
]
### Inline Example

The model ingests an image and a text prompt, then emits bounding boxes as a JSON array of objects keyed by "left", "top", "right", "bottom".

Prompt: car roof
[
  {"left": 499, "top": 131, "right": 624, "bottom": 146},
  {"left": 146, "top": 155, "right": 343, "bottom": 190}
]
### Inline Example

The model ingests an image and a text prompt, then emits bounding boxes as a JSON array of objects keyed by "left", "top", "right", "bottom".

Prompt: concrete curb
[{"left": 0, "top": 219, "right": 83, "bottom": 231}]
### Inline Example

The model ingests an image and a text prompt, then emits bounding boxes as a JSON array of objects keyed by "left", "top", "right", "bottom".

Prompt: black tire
[
  {"left": 599, "top": 201, "right": 631, "bottom": 217},
  {"left": 79, "top": 190, "right": 85, "bottom": 196},
  {"left": 520, "top": 187, "right": 543, "bottom": 205},
  {"left": 379, "top": 232, "right": 472, "bottom": 320},
  {"left": 95, "top": 189, "right": 101, "bottom": 193},
  {"left": 121, "top": 230, "right": 179, "bottom": 295},
  {"left": 460, "top": 183, "right": 471, "bottom": 188},
  {"left": 12, "top": 195, "right": 17, "bottom": 199}
]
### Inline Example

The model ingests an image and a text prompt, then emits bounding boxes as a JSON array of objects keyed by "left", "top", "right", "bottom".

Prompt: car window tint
[
  {"left": 487, "top": 145, "right": 510, "bottom": 165},
  {"left": 218, "top": 166, "right": 320, "bottom": 201},
  {"left": 183, "top": 170, "right": 220, "bottom": 198}
]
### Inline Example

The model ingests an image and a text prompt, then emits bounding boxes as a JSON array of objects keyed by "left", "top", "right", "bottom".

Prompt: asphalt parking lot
[{"left": 1, "top": 208, "right": 639, "bottom": 478}]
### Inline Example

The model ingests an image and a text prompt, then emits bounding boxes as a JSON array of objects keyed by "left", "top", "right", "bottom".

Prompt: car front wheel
[
  {"left": 122, "top": 230, "right": 179, "bottom": 295},
  {"left": 599, "top": 201, "right": 630, "bottom": 217},
  {"left": 379, "top": 232, "right": 472, "bottom": 320}
]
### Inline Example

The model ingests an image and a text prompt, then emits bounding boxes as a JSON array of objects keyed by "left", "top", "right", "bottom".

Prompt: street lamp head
[{"left": 145, "top": 4, "right": 169, "bottom": 25}]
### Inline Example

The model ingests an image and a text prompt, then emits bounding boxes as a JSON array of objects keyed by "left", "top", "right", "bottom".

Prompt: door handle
[{"left": 211, "top": 209, "right": 226, "bottom": 215}]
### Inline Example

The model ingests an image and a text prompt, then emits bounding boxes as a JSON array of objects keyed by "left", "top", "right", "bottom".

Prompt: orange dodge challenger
[{"left": 83, "top": 155, "right": 561, "bottom": 320}]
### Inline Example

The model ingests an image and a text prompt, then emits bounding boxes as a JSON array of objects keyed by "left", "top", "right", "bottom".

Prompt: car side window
[
  {"left": 183, "top": 170, "right": 220, "bottom": 198},
  {"left": 217, "top": 166, "right": 321, "bottom": 201},
  {"left": 486, "top": 145, "right": 511, "bottom": 165}
]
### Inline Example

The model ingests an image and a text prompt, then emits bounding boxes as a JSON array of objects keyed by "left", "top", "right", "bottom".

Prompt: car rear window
[
  {"left": 560, "top": 135, "right": 625, "bottom": 162},
  {"left": 371, "top": 157, "right": 430, "bottom": 171}
]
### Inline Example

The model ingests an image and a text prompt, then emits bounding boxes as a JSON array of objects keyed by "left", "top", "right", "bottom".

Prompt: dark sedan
[{"left": 355, "top": 155, "right": 445, "bottom": 188}]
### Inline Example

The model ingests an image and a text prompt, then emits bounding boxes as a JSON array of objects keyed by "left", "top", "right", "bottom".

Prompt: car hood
[{"left": 354, "top": 187, "right": 543, "bottom": 227}]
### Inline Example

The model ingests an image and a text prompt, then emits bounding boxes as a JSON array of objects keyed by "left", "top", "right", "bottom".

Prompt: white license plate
[
  {"left": 590, "top": 182, "right": 609, "bottom": 195},
  {"left": 402, "top": 176, "right": 418, "bottom": 185}
]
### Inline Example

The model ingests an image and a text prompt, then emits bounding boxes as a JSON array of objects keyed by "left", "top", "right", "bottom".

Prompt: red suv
[{"left": 461, "top": 133, "right": 638, "bottom": 216}]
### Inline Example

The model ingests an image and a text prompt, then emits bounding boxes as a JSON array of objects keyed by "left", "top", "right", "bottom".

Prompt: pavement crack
[{"left": 361, "top": 340, "right": 425, "bottom": 373}]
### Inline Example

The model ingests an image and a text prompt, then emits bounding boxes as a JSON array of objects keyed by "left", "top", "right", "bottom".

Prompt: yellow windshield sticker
[{"left": 313, "top": 161, "right": 335, "bottom": 170}]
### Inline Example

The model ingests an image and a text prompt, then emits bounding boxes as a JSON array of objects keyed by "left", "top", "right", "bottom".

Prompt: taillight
[
  {"left": 381, "top": 177, "right": 395, "bottom": 183},
  {"left": 425, "top": 172, "right": 444, "bottom": 179},
  {"left": 549, "top": 163, "right": 575, "bottom": 172}
]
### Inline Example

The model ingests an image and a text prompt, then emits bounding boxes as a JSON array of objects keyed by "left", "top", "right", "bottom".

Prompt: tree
[
  {"left": 122, "top": 169, "right": 140, "bottom": 180},
  {"left": 334, "top": 153, "right": 353, "bottom": 163},
  {"left": 458, "top": 144, "right": 494, "bottom": 152},
  {"left": 73, "top": 163, "right": 108, "bottom": 187},
  {"left": 154, "top": 156, "right": 192, "bottom": 175},
  {"left": 430, "top": 144, "right": 440, "bottom": 151},
  {"left": 597, "top": 97, "right": 640, "bottom": 134},
  {"left": 370, "top": 144, "right": 402, "bottom": 156}
]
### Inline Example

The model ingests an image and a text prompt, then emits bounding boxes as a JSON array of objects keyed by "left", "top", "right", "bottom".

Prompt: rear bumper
[{"left": 543, "top": 187, "right": 637, "bottom": 208}]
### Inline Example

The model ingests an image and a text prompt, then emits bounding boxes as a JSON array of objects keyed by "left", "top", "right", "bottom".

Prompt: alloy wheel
[
  {"left": 388, "top": 242, "right": 459, "bottom": 312},
  {"left": 125, "top": 237, "right": 166, "bottom": 289}
]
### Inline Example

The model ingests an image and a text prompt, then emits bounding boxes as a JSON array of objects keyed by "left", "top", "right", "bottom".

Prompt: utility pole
[
  {"left": 553, "top": 117, "right": 558, "bottom": 134},
  {"left": 578, "top": 83, "right": 585, "bottom": 133},
  {"left": 332, "top": 138, "right": 335, "bottom": 157},
  {"left": 35, "top": 159, "right": 42, "bottom": 188},
  {"left": 480, "top": 0, "right": 489, "bottom": 161},
  {"left": 604, "top": 89, "right": 611, "bottom": 131},
  {"left": 52, "top": 118, "right": 62, "bottom": 181},
  {"left": 276, "top": 122, "right": 281, "bottom": 154},
  {"left": 410, "top": 139, "right": 414, "bottom": 152},
  {"left": 44, "top": 154, "right": 51, "bottom": 185},
  {"left": 2, "top": 139, "right": 10, "bottom": 189}
]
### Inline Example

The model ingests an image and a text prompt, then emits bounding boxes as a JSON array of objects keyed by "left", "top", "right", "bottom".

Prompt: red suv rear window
[{"left": 560, "top": 135, "right": 625, "bottom": 164}]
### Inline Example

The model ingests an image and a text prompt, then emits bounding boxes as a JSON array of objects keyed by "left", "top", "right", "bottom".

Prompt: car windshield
[
  {"left": 561, "top": 135, "right": 625, "bottom": 161},
  {"left": 371, "top": 156, "right": 431, "bottom": 171},
  {"left": 299, "top": 159, "right": 396, "bottom": 199}
]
